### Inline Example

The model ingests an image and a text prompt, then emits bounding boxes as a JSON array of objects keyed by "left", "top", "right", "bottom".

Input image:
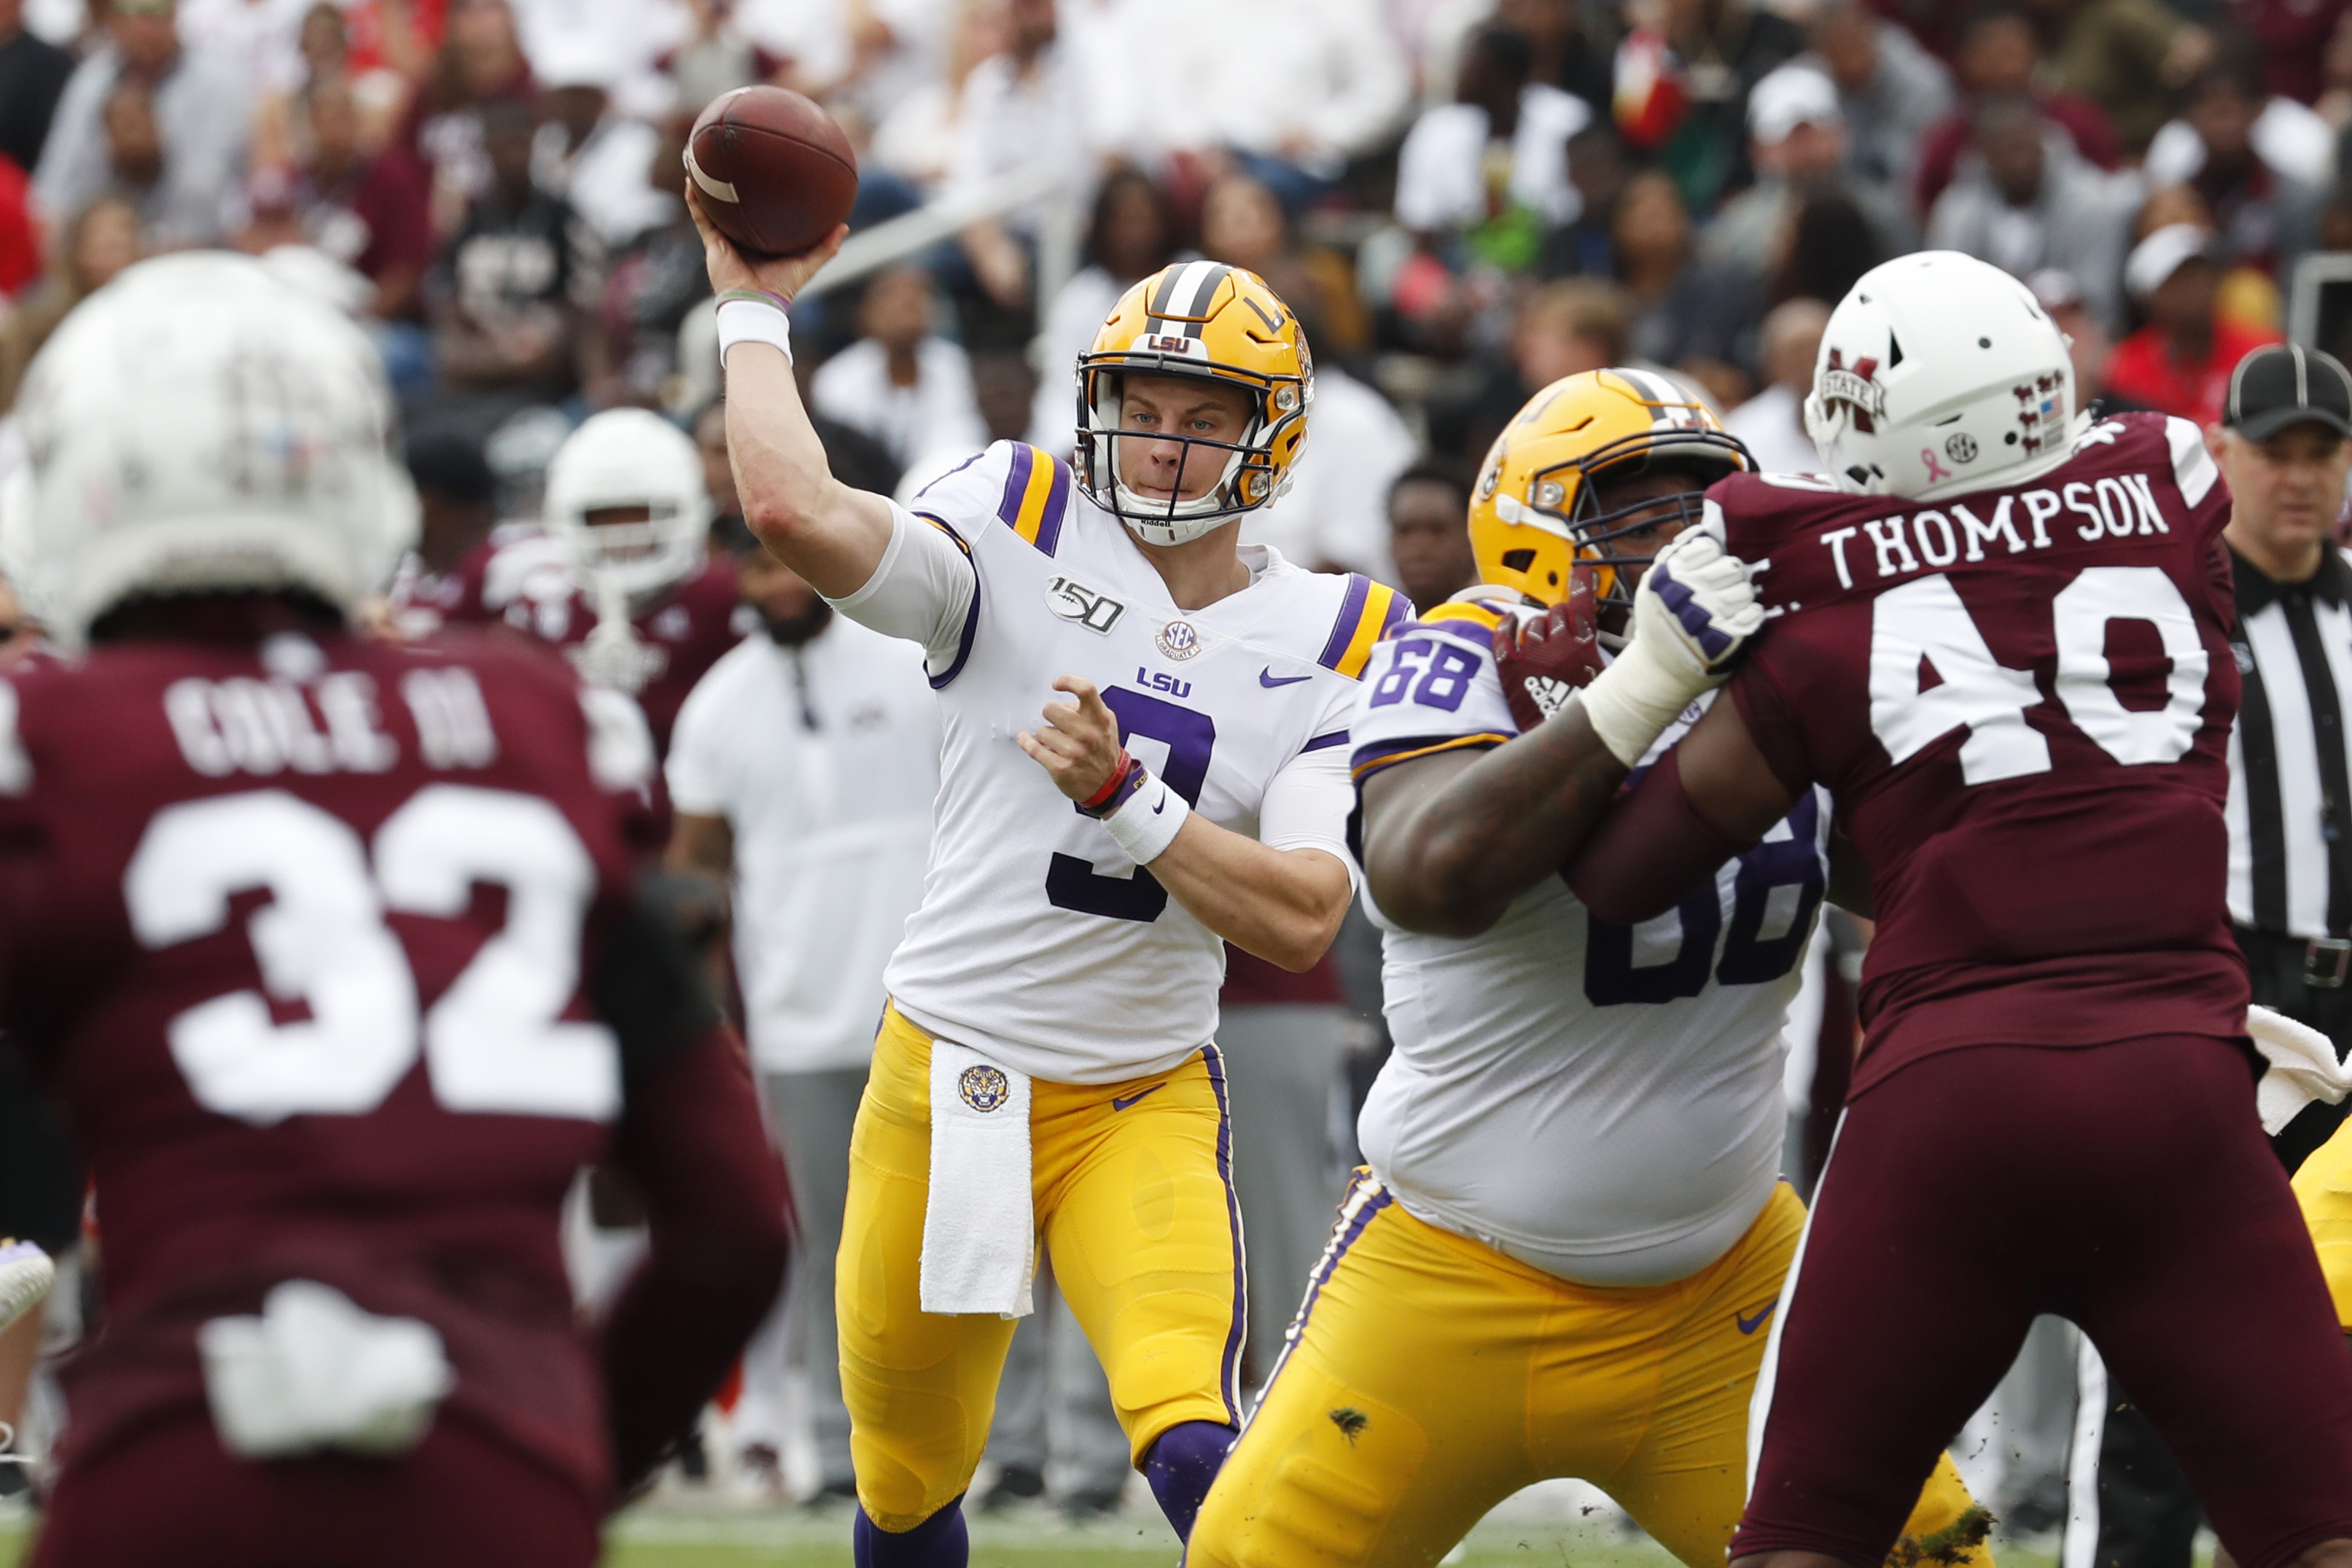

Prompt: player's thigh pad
[
  {"left": 1188, "top": 1174, "right": 1538, "bottom": 1567},
  {"left": 835, "top": 1006, "right": 1018, "bottom": 1532},
  {"left": 1033, "top": 1042, "right": 1247, "bottom": 1462}
]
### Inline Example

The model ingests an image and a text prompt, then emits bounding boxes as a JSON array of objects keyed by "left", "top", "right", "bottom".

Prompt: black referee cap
[{"left": 2224, "top": 343, "right": 2352, "bottom": 442}]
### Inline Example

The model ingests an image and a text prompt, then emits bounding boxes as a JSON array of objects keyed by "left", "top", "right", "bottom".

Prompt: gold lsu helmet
[
  {"left": 1074, "top": 260, "right": 1312, "bottom": 547},
  {"left": 1471, "top": 367, "right": 1751, "bottom": 610}
]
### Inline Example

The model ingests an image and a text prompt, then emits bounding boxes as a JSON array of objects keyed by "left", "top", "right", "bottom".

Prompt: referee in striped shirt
[{"left": 2071, "top": 342, "right": 2352, "bottom": 1568}]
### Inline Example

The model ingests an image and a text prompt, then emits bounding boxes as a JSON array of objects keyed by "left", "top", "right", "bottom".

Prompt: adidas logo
[{"left": 1525, "top": 677, "right": 1578, "bottom": 719}]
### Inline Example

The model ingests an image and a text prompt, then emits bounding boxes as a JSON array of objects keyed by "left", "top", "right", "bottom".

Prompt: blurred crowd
[{"left": 4, "top": 0, "right": 2351, "bottom": 577}]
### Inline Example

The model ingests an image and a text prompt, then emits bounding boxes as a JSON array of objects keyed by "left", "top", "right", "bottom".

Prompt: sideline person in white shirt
[
  {"left": 809, "top": 263, "right": 989, "bottom": 469},
  {"left": 666, "top": 521, "right": 942, "bottom": 1502}
]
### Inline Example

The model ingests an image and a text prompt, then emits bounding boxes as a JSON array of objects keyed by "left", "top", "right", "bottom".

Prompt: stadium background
[{"left": 0, "top": 0, "right": 2328, "bottom": 1559}]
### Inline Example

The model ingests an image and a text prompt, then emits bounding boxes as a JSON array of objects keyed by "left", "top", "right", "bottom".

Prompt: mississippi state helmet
[
  {"left": 542, "top": 409, "right": 711, "bottom": 606},
  {"left": 1805, "top": 251, "right": 2076, "bottom": 502},
  {"left": 1469, "top": 367, "right": 1751, "bottom": 612},
  {"left": 12, "top": 251, "right": 418, "bottom": 650},
  {"left": 1073, "top": 260, "right": 1312, "bottom": 547}
]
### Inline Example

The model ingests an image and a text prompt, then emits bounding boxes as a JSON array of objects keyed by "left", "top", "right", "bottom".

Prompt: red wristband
[{"left": 1076, "top": 749, "right": 1136, "bottom": 815}]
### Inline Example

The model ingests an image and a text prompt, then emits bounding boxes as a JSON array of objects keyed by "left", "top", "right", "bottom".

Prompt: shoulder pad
[{"left": 1316, "top": 575, "right": 1410, "bottom": 679}]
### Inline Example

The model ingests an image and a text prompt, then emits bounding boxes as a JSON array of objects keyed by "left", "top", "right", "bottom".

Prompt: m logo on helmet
[{"left": 1818, "top": 349, "right": 1885, "bottom": 433}]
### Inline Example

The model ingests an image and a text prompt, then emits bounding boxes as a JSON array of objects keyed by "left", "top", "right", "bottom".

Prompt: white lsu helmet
[
  {"left": 12, "top": 251, "right": 418, "bottom": 651},
  {"left": 541, "top": 409, "right": 710, "bottom": 606},
  {"left": 1805, "top": 251, "right": 2079, "bottom": 502}
]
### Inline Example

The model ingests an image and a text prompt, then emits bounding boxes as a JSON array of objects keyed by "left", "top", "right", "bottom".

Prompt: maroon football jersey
[
  {"left": 0, "top": 628, "right": 655, "bottom": 1497},
  {"left": 1716, "top": 412, "right": 2248, "bottom": 1093},
  {"left": 392, "top": 530, "right": 746, "bottom": 754}
]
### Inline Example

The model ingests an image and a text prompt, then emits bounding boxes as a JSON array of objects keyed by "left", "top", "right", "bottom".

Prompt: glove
[
  {"left": 1576, "top": 523, "right": 1768, "bottom": 768},
  {"left": 1491, "top": 573, "right": 1604, "bottom": 734}
]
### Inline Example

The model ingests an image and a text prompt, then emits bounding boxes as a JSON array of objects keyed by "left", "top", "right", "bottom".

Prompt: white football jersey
[
  {"left": 830, "top": 440, "right": 1403, "bottom": 1084},
  {"left": 1350, "top": 596, "right": 1830, "bottom": 1287}
]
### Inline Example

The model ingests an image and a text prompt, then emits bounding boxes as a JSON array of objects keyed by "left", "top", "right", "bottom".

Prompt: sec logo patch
[
  {"left": 959, "top": 1064, "right": 1011, "bottom": 1112},
  {"left": 1156, "top": 620, "right": 1202, "bottom": 661}
]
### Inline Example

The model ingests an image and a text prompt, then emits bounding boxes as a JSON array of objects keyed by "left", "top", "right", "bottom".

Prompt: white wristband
[
  {"left": 716, "top": 295, "right": 793, "bottom": 365},
  {"left": 1576, "top": 641, "right": 1713, "bottom": 769},
  {"left": 1101, "top": 771, "right": 1191, "bottom": 865}
]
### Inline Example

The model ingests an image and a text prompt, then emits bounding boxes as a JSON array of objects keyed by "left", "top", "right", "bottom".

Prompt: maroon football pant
[
  {"left": 31, "top": 1413, "right": 599, "bottom": 1567},
  {"left": 1736, "top": 1035, "right": 2352, "bottom": 1568}
]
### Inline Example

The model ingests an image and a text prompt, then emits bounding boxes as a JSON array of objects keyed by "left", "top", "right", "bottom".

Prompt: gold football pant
[
  {"left": 2293, "top": 1111, "right": 2352, "bottom": 1330},
  {"left": 1188, "top": 1174, "right": 1990, "bottom": 1568},
  {"left": 836, "top": 1005, "right": 1245, "bottom": 1532}
]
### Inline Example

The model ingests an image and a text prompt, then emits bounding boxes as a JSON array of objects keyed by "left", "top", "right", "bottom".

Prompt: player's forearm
[
  {"left": 1363, "top": 705, "right": 1629, "bottom": 939},
  {"left": 1151, "top": 825, "right": 1351, "bottom": 972},
  {"left": 722, "top": 343, "right": 894, "bottom": 599}
]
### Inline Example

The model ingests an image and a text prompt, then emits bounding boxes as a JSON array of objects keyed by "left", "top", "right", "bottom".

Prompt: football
[{"left": 685, "top": 86, "right": 858, "bottom": 260}]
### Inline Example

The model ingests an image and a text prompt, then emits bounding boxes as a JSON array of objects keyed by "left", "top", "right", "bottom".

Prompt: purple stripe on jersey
[
  {"left": 1316, "top": 574, "right": 1374, "bottom": 671},
  {"left": 1375, "top": 590, "right": 1410, "bottom": 641},
  {"left": 995, "top": 442, "right": 1037, "bottom": 529},
  {"left": 916, "top": 519, "right": 982, "bottom": 690},
  {"left": 1302, "top": 729, "right": 1350, "bottom": 752},
  {"left": 1201, "top": 1041, "right": 1247, "bottom": 1428},
  {"left": 1032, "top": 455, "right": 1072, "bottom": 556}
]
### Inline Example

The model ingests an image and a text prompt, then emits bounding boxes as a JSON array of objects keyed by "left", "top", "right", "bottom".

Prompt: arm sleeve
[
  {"left": 824, "top": 500, "right": 979, "bottom": 678},
  {"left": 1260, "top": 738, "right": 1359, "bottom": 889}
]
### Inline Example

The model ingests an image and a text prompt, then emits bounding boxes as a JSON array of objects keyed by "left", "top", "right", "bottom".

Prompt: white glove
[{"left": 1576, "top": 523, "right": 1768, "bottom": 768}]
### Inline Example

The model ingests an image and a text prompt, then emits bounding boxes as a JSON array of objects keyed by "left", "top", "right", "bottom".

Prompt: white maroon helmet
[
  {"left": 1804, "top": 251, "right": 2079, "bottom": 503},
  {"left": 12, "top": 251, "right": 418, "bottom": 650},
  {"left": 541, "top": 409, "right": 709, "bottom": 606}
]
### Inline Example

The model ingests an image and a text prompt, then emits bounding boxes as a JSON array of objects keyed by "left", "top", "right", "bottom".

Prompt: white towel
[
  {"left": 198, "top": 1279, "right": 453, "bottom": 1459},
  {"left": 2249, "top": 1004, "right": 2352, "bottom": 1134},
  {"left": 919, "top": 1039, "right": 1036, "bottom": 1318}
]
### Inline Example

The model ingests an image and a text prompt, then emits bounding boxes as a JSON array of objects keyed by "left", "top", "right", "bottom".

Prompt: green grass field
[{"left": 0, "top": 1501, "right": 2073, "bottom": 1568}]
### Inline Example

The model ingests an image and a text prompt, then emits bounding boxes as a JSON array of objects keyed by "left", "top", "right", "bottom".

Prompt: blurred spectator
[
  {"left": 243, "top": 77, "right": 432, "bottom": 323},
  {"left": 1024, "top": 165, "right": 1177, "bottom": 456},
  {"left": 869, "top": 0, "right": 1009, "bottom": 188},
  {"left": 1248, "top": 356, "right": 1415, "bottom": 581},
  {"left": 1724, "top": 296, "right": 1828, "bottom": 475},
  {"left": 1198, "top": 171, "right": 1368, "bottom": 358},
  {"left": 599, "top": 112, "right": 708, "bottom": 402},
  {"left": 1147, "top": 0, "right": 1410, "bottom": 203},
  {"left": 2028, "top": 265, "right": 2142, "bottom": 413},
  {"left": 2030, "top": 0, "right": 2211, "bottom": 155},
  {"left": 0, "top": 155, "right": 32, "bottom": 297},
  {"left": 398, "top": 0, "right": 534, "bottom": 238},
  {"left": 0, "top": 0, "right": 74, "bottom": 180},
  {"left": 2238, "top": 0, "right": 2352, "bottom": 106},
  {"left": 1769, "top": 190, "right": 1882, "bottom": 309},
  {"left": 970, "top": 347, "right": 1034, "bottom": 444},
  {"left": 531, "top": 36, "right": 671, "bottom": 248},
  {"left": 1614, "top": 169, "right": 1750, "bottom": 397},
  {"left": 1497, "top": 0, "right": 1613, "bottom": 117},
  {"left": 1924, "top": 94, "right": 2143, "bottom": 333},
  {"left": 1385, "top": 461, "right": 1478, "bottom": 614},
  {"left": 428, "top": 94, "right": 608, "bottom": 409},
  {"left": 665, "top": 0, "right": 777, "bottom": 117},
  {"left": 945, "top": 0, "right": 1089, "bottom": 312},
  {"left": 0, "top": 195, "right": 140, "bottom": 412},
  {"left": 1535, "top": 121, "right": 1627, "bottom": 278},
  {"left": 2318, "top": 13, "right": 2352, "bottom": 130},
  {"left": 1699, "top": 63, "right": 1911, "bottom": 281},
  {"left": 383, "top": 429, "right": 500, "bottom": 634},
  {"left": 178, "top": 0, "right": 311, "bottom": 96},
  {"left": 1394, "top": 23, "right": 1588, "bottom": 274},
  {"left": 33, "top": 0, "right": 250, "bottom": 248},
  {"left": 1914, "top": 2, "right": 2122, "bottom": 215},
  {"left": 2141, "top": 42, "right": 2330, "bottom": 284},
  {"left": 809, "top": 262, "right": 986, "bottom": 469},
  {"left": 1802, "top": 0, "right": 1952, "bottom": 191},
  {"left": 2105, "top": 222, "right": 2280, "bottom": 424},
  {"left": 1433, "top": 275, "right": 1629, "bottom": 463},
  {"left": 694, "top": 396, "right": 902, "bottom": 527},
  {"left": 1645, "top": 0, "right": 1807, "bottom": 220}
]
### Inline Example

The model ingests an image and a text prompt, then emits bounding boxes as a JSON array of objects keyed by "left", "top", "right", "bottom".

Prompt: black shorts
[{"left": 1735, "top": 1035, "right": 2352, "bottom": 1568}]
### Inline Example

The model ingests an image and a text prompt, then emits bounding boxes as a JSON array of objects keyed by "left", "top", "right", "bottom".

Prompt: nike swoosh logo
[
  {"left": 1260, "top": 668, "right": 1312, "bottom": 687},
  {"left": 1152, "top": 797, "right": 1167, "bottom": 814},
  {"left": 1111, "top": 1085, "right": 1166, "bottom": 1111},
  {"left": 1736, "top": 1303, "right": 1776, "bottom": 1335}
]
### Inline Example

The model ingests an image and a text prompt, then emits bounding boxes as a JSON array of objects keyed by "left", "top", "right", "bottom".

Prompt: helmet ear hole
[{"left": 1501, "top": 549, "right": 1538, "bottom": 572}]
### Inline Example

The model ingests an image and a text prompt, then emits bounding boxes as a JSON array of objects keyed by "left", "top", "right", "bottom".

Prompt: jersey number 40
[{"left": 125, "top": 785, "right": 620, "bottom": 1127}]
